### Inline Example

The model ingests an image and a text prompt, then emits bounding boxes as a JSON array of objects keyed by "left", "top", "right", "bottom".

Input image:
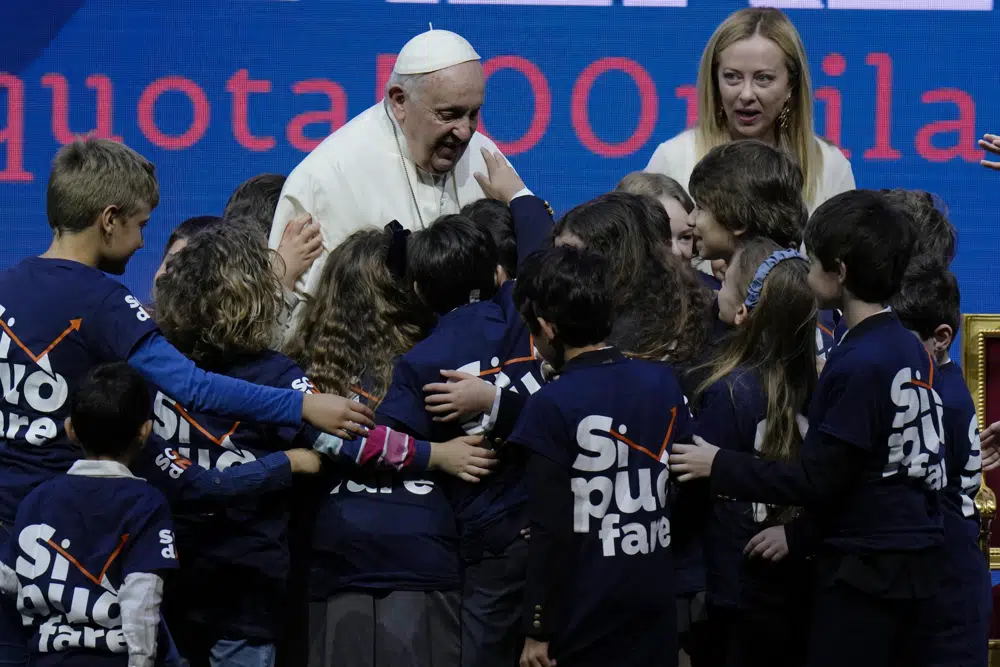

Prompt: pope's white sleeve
[
  {"left": 120, "top": 571, "right": 164, "bottom": 667},
  {"left": 0, "top": 561, "right": 19, "bottom": 598}
]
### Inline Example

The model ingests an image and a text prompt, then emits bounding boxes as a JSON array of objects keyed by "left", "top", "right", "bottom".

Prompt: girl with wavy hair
[
  {"left": 553, "top": 191, "right": 715, "bottom": 369},
  {"left": 692, "top": 237, "right": 817, "bottom": 667},
  {"left": 286, "top": 228, "right": 467, "bottom": 667}
]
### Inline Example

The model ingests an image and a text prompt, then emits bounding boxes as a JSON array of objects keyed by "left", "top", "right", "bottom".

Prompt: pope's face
[{"left": 394, "top": 62, "right": 485, "bottom": 175}]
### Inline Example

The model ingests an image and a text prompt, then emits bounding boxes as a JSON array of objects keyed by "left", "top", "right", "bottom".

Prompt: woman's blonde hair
[
  {"left": 695, "top": 7, "right": 822, "bottom": 204},
  {"left": 284, "top": 229, "right": 431, "bottom": 403},
  {"left": 154, "top": 221, "right": 283, "bottom": 364}
]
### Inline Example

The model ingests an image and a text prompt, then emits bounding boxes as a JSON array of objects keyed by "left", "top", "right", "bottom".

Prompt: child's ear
[
  {"left": 64, "top": 417, "right": 78, "bottom": 445},
  {"left": 836, "top": 260, "right": 848, "bottom": 285},
  {"left": 99, "top": 205, "right": 119, "bottom": 236},
  {"left": 495, "top": 265, "right": 508, "bottom": 286},
  {"left": 537, "top": 317, "right": 557, "bottom": 342},
  {"left": 139, "top": 420, "right": 153, "bottom": 444},
  {"left": 733, "top": 304, "right": 749, "bottom": 327},
  {"left": 933, "top": 324, "right": 954, "bottom": 353}
]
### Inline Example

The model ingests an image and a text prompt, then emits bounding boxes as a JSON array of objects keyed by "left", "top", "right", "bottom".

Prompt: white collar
[{"left": 67, "top": 459, "right": 140, "bottom": 480}]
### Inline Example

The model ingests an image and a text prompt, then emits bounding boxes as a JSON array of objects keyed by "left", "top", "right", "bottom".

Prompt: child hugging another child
[
  {"left": 694, "top": 237, "right": 817, "bottom": 667},
  {"left": 285, "top": 226, "right": 494, "bottom": 667}
]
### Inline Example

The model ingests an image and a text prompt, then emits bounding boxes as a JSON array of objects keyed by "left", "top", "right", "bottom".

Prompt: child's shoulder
[
  {"left": 219, "top": 349, "right": 310, "bottom": 390},
  {"left": 935, "top": 361, "right": 974, "bottom": 413}
]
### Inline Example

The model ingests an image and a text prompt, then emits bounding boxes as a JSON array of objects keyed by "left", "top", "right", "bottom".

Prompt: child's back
[
  {"left": 2, "top": 470, "right": 176, "bottom": 666},
  {"left": 511, "top": 351, "right": 686, "bottom": 667},
  {"left": 0, "top": 257, "right": 156, "bottom": 524},
  {"left": 812, "top": 312, "right": 944, "bottom": 551}
]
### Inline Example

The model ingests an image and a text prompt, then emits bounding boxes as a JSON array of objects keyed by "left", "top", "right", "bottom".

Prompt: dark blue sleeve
[
  {"left": 134, "top": 439, "right": 293, "bottom": 508},
  {"left": 711, "top": 430, "right": 862, "bottom": 507},
  {"left": 122, "top": 491, "right": 179, "bottom": 575},
  {"left": 88, "top": 283, "right": 159, "bottom": 361},
  {"left": 376, "top": 358, "right": 434, "bottom": 440},
  {"left": 128, "top": 333, "right": 302, "bottom": 427},
  {"left": 509, "top": 195, "right": 554, "bottom": 268}
]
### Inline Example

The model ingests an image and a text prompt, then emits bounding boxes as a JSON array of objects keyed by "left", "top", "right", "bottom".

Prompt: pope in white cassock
[{"left": 269, "top": 28, "right": 517, "bottom": 332}]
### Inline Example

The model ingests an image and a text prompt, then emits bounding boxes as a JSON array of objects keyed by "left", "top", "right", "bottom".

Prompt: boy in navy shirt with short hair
[
  {"left": 891, "top": 257, "right": 989, "bottom": 666},
  {"left": 509, "top": 246, "right": 689, "bottom": 667},
  {"left": 0, "top": 362, "right": 178, "bottom": 667},
  {"left": 673, "top": 190, "right": 947, "bottom": 667}
]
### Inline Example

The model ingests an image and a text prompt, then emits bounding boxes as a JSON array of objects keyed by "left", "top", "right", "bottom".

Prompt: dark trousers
[
  {"left": 460, "top": 536, "right": 529, "bottom": 667},
  {"left": 308, "top": 590, "right": 461, "bottom": 667}
]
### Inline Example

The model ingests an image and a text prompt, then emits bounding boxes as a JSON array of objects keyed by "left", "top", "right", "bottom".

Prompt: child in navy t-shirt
[
  {"left": 508, "top": 246, "right": 689, "bottom": 667},
  {"left": 673, "top": 190, "right": 946, "bottom": 667},
  {"left": 0, "top": 363, "right": 178, "bottom": 667},
  {"left": 693, "top": 237, "right": 817, "bottom": 667},
  {"left": 891, "top": 257, "right": 989, "bottom": 666},
  {"left": 378, "top": 201, "right": 551, "bottom": 667}
]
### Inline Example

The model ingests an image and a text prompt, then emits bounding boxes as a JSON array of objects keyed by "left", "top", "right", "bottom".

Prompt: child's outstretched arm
[{"left": 128, "top": 333, "right": 374, "bottom": 436}]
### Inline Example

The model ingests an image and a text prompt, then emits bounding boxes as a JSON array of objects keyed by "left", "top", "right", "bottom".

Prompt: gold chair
[{"left": 961, "top": 315, "right": 1000, "bottom": 664}]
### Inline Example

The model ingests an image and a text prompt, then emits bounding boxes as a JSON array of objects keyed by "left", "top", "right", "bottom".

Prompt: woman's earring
[{"left": 778, "top": 104, "right": 791, "bottom": 131}]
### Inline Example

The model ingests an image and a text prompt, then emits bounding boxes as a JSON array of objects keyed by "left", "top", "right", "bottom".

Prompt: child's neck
[
  {"left": 841, "top": 297, "right": 887, "bottom": 330},
  {"left": 936, "top": 351, "right": 951, "bottom": 366},
  {"left": 41, "top": 231, "right": 101, "bottom": 269},
  {"left": 564, "top": 342, "right": 609, "bottom": 363}
]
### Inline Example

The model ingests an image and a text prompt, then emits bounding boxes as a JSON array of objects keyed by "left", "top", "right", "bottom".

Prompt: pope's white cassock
[{"left": 269, "top": 29, "right": 515, "bottom": 339}]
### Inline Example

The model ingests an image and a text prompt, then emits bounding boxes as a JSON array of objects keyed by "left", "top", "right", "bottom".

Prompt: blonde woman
[{"left": 646, "top": 7, "right": 854, "bottom": 213}]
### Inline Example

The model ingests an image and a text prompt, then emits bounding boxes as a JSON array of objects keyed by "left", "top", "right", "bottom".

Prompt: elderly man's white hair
[{"left": 385, "top": 71, "right": 430, "bottom": 103}]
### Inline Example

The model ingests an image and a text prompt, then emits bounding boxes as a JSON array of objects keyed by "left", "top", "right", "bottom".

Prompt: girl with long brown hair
[
  {"left": 692, "top": 237, "right": 817, "bottom": 667},
  {"left": 285, "top": 228, "right": 468, "bottom": 667}
]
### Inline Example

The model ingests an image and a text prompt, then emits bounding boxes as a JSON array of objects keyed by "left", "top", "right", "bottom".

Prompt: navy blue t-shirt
[
  {"left": 152, "top": 350, "right": 312, "bottom": 641},
  {"left": 509, "top": 349, "right": 687, "bottom": 667},
  {"left": 809, "top": 312, "right": 945, "bottom": 552},
  {"left": 1, "top": 466, "right": 178, "bottom": 666},
  {"left": 695, "top": 369, "right": 809, "bottom": 609},
  {"left": 378, "top": 281, "right": 544, "bottom": 555},
  {"left": 0, "top": 258, "right": 157, "bottom": 525},
  {"left": 309, "top": 385, "right": 460, "bottom": 598}
]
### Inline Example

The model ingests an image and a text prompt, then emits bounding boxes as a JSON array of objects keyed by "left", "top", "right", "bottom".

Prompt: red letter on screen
[
  {"left": 915, "top": 89, "right": 984, "bottom": 163},
  {"left": 137, "top": 76, "right": 211, "bottom": 150},
  {"left": 0, "top": 74, "right": 31, "bottom": 182},
  {"left": 287, "top": 79, "right": 347, "bottom": 153},
  {"left": 228, "top": 69, "right": 275, "bottom": 151},
  {"left": 863, "top": 53, "right": 901, "bottom": 160},
  {"left": 674, "top": 85, "right": 697, "bottom": 129},
  {"left": 816, "top": 53, "right": 849, "bottom": 158},
  {"left": 571, "top": 57, "right": 658, "bottom": 158},
  {"left": 478, "top": 56, "right": 551, "bottom": 155},
  {"left": 41, "top": 73, "right": 122, "bottom": 145},
  {"left": 376, "top": 55, "right": 397, "bottom": 102}
]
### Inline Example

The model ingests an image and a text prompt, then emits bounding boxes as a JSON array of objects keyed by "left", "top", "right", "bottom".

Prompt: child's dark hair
[
  {"left": 688, "top": 140, "right": 807, "bottom": 250},
  {"left": 224, "top": 173, "right": 287, "bottom": 240},
  {"left": 155, "top": 223, "right": 283, "bottom": 364},
  {"left": 880, "top": 188, "right": 957, "bottom": 266},
  {"left": 406, "top": 214, "right": 498, "bottom": 315},
  {"left": 460, "top": 199, "right": 518, "bottom": 279},
  {"left": 698, "top": 237, "right": 816, "bottom": 515},
  {"left": 890, "top": 255, "right": 960, "bottom": 341},
  {"left": 616, "top": 172, "right": 695, "bottom": 214},
  {"left": 514, "top": 246, "right": 613, "bottom": 348},
  {"left": 70, "top": 362, "right": 152, "bottom": 458},
  {"left": 554, "top": 193, "right": 713, "bottom": 364},
  {"left": 804, "top": 189, "right": 914, "bottom": 304},
  {"left": 162, "top": 216, "right": 222, "bottom": 260}
]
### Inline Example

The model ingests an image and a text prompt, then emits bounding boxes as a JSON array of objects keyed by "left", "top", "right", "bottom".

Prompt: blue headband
[{"left": 743, "top": 249, "right": 806, "bottom": 311}]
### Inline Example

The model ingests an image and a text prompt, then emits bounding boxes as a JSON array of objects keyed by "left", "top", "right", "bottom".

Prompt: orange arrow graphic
[{"left": 0, "top": 318, "right": 81, "bottom": 364}]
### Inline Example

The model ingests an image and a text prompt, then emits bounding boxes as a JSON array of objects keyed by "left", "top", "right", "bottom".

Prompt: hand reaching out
[
  {"left": 669, "top": 436, "right": 720, "bottom": 482},
  {"left": 274, "top": 214, "right": 324, "bottom": 290},
  {"left": 744, "top": 526, "right": 789, "bottom": 562},
  {"left": 474, "top": 148, "right": 527, "bottom": 204},
  {"left": 979, "top": 134, "right": 1000, "bottom": 171}
]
